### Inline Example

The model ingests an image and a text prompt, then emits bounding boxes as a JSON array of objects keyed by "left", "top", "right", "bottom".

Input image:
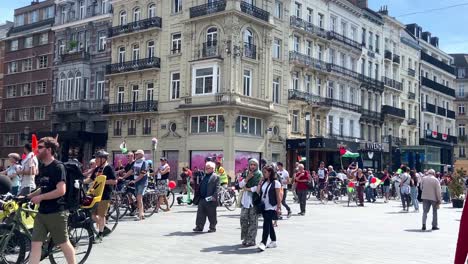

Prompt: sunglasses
[{"left": 37, "top": 145, "right": 45, "bottom": 149}]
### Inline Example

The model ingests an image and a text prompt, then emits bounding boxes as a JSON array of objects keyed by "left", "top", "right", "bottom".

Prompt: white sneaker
[
  {"left": 267, "top": 241, "right": 277, "bottom": 248},
  {"left": 258, "top": 243, "right": 266, "bottom": 251}
]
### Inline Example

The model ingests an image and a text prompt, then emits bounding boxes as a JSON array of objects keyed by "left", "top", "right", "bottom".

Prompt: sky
[{"left": 0, "top": 0, "right": 467, "bottom": 53}]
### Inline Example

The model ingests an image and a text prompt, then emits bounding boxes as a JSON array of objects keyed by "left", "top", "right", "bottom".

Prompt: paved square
[{"left": 87, "top": 194, "right": 462, "bottom": 264}]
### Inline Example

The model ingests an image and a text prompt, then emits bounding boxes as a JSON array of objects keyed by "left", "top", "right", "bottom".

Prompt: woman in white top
[
  {"left": 254, "top": 165, "right": 282, "bottom": 251},
  {"left": 0, "top": 153, "right": 22, "bottom": 195}
]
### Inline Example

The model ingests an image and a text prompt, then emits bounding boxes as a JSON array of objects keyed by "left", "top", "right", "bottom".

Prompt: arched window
[
  {"left": 206, "top": 27, "right": 218, "bottom": 46},
  {"left": 148, "top": 4, "right": 156, "bottom": 18},
  {"left": 133, "top": 7, "right": 141, "bottom": 22},
  {"left": 243, "top": 29, "right": 253, "bottom": 45},
  {"left": 74, "top": 72, "right": 82, "bottom": 100},
  {"left": 119, "top": 11, "right": 127, "bottom": 25},
  {"left": 132, "top": 44, "right": 140, "bottom": 61},
  {"left": 67, "top": 72, "right": 74, "bottom": 101},
  {"left": 118, "top": 47, "right": 126, "bottom": 63},
  {"left": 59, "top": 73, "right": 66, "bottom": 102},
  {"left": 147, "top": 41, "right": 155, "bottom": 59}
]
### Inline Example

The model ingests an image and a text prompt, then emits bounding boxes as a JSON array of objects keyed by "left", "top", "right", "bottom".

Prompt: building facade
[
  {"left": 407, "top": 23, "right": 457, "bottom": 172},
  {"left": 0, "top": 22, "right": 13, "bottom": 168},
  {"left": 0, "top": 0, "right": 55, "bottom": 166},
  {"left": 51, "top": 0, "right": 112, "bottom": 163},
  {"left": 105, "top": 0, "right": 288, "bottom": 180},
  {"left": 451, "top": 53, "right": 468, "bottom": 171}
]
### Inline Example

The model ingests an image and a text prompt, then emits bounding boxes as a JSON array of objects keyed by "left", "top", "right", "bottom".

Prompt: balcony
[
  {"left": 424, "top": 129, "right": 457, "bottom": 144},
  {"left": 360, "top": 109, "right": 381, "bottom": 122},
  {"left": 408, "top": 92, "right": 416, "bottom": 100},
  {"left": 319, "top": 98, "right": 361, "bottom": 113},
  {"left": 190, "top": 0, "right": 226, "bottom": 18},
  {"left": 421, "top": 77, "right": 455, "bottom": 97},
  {"left": 106, "top": 57, "right": 161, "bottom": 75},
  {"left": 179, "top": 93, "right": 274, "bottom": 113},
  {"left": 382, "top": 76, "right": 403, "bottom": 91},
  {"left": 9, "top": 18, "right": 55, "bottom": 34},
  {"left": 200, "top": 41, "right": 220, "bottom": 58},
  {"left": 108, "top": 17, "right": 162, "bottom": 38},
  {"left": 407, "top": 68, "right": 416, "bottom": 77},
  {"left": 382, "top": 135, "right": 406, "bottom": 146},
  {"left": 240, "top": 1, "right": 269, "bottom": 22},
  {"left": 382, "top": 105, "right": 405, "bottom": 119},
  {"left": 53, "top": 100, "right": 104, "bottom": 113},
  {"left": 103, "top": 101, "right": 158, "bottom": 114},
  {"left": 327, "top": 31, "right": 362, "bottom": 51},
  {"left": 288, "top": 89, "right": 324, "bottom": 105},
  {"left": 243, "top": 42, "right": 257, "bottom": 59},
  {"left": 407, "top": 118, "right": 417, "bottom": 126},
  {"left": 289, "top": 51, "right": 328, "bottom": 72},
  {"left": 437, "top": 106, "right": 446, "bottom": 116},
  {"left": 421, "top": 51, "right": 455, "bottom": 75},
  {"left": 359, "top": 75, "right": 384, "bottom": 93},
  {"left": 289, "top": 16, "right": 327, "bottom": 39},
  {"left": 384, "top": 50, "right": 392, "bottom": 60},
  {"left": 423, "top": 103, "right": 436, "bottom": 114},
  {"left": 392, "top": 54, "right": 400, "bottom": 64},
  {"left": 327, "top": 63, "right": 360, "bottom": 80},
  {"left": 447, "top": 109, "right": 456, "bottom": 119},
  {"left": 60, "top": 51, "right": 90, "bottom": 63}
]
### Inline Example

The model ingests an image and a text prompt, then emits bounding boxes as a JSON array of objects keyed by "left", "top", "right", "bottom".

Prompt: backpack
[{"left": 62, "top": 161, "right": 85, "bottom": 211}]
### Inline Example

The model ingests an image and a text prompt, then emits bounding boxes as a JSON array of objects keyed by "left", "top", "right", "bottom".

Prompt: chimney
[
  {"left": 378, "top": 5, "right": 389, "bottom": 15},
  {"left": 430, "top": 37, "right": 439, "bottom": 48}
]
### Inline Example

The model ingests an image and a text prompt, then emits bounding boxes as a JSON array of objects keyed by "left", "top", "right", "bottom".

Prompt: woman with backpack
[{"left": 255, "top": 165, "right": 282, "bottom": 251}]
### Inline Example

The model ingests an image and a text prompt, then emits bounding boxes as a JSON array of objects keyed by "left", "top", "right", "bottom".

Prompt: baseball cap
[
  {"left": 135, "top": 150, "right": 145, "bottom": 155},
  {"left": 160, "top": 157, "right": 167, "bottom": 161}
]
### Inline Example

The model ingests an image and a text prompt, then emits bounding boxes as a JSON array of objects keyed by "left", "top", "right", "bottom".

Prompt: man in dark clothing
[
  {"left": 193, "top": 161, "right": 220, "bottom": 233},
  {"left": 85, "top": 150, "right": 116, "bottom": 243},
  {"left": 28, "top": 137, "right": 75, "bottom": 264}
]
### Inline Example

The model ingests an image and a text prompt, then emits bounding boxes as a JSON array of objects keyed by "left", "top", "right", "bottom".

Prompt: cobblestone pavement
[{"left": 86, "top": 194, "right": 462, "bottom": 264}]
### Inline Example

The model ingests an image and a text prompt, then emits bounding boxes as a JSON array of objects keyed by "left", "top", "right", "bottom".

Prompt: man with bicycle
[
  {"left": 28, "top": 137, "right": 76, "bottom": 264},
  {"left": 84, "top": 150, "right": 116, "bottom": 243}
]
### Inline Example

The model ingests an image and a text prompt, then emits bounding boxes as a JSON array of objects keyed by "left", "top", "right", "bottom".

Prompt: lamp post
[
  {"left": 305, "top": 112, "right": 311, "bottom": 171},
  {"left": 388, "top": 128, "right": 393, "bottom": 172}
]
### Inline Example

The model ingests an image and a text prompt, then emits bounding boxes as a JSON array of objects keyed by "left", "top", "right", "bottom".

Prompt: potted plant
[
  {"left": 449, "top": 169, "right": 466, "bottom": 208},
  {"left": 68, "top": 40, "right": 78, "bottom": 52}
]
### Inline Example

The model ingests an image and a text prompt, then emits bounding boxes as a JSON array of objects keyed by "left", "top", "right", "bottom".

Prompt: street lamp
[
  {"left": 388, "top": 128, "right": 393, "bottom": 172},
  {"left": 305, "top": 112, "right": 311, "bottom": 172}
]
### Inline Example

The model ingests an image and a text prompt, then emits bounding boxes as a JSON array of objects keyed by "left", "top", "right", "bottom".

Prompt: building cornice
[{"left": 52, "top": 14, "right": 112, "bottom": 31}]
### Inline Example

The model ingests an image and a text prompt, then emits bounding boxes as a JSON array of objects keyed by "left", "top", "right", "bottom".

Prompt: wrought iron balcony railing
[
  {"left": 382, "top": 76, "right": 403, "bottom": 91},
  {"left": 103, "top": 100, "right": 158, "bottom": 114},
  {"left": 289, "top": 16, "right": 327, "bottom": 39},
  {"left": 201, "top": 41, "right": 220, "bottom": 58},
  {"left": 108, "top": 17, "right": 162, "bottom": 38},
  {"left": 240, "top": 1, "right": 269, "bottom": 22},
  {"left": 190, "top": 0, "right": 226, "bottom": 18},
  {"left": 421, "top": 51, "right": 455, "bottom": 75},
  {"left": 243, "top": 42, "right": 257, "bottom": 59},
  {"left": 384, "top": 50, "right": 392, "bottom": 60},
  {"left": 382, "top": 105, "right": 405, "bottom": 119},
  {"left": 289, "top": 51, "right": 328, "bottom": 72},
  {"left": 421, "top": 77, "right": 455, "bottom": 97},
  {"left": 423, "top": 103, "right": 436, "bottom": 113},
  {"left": 327, "top": 31, "right": 362, "bottom": 51},
  {"left": 106, "top": 57, "right": 161, "bottom": 75}
]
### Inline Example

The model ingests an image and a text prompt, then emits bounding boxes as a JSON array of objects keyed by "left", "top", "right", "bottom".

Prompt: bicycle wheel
[
  {"left": 224, "top": 191, "right": 237, "bottom": 211},
  {"left": 0, "top": 225, "right": 28, "bottom": 264},
  {"left": 49, "top": 224, "right": 93, "bottom": 264},
  {"left": 143, "top": 192, "right": 158, "bottom": 218},
  {"left": 106, "top": 200, "right": 120, "bottom": 233},
  {"left": 166, "top": 191, "right": 175, "bottom": 208}
]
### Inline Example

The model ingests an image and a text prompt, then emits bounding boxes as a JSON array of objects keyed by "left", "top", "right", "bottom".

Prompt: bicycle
[
  {"left": 119, "top": 181, "right": 158, "bottom": 218},
  {"left": 0, "top": 197, "right": 93, "bottom": 264},
  {"left": 347, "top": 182, "right": 359, "bottom": 207},
  {"left": 318, "top": 181, "right": 328, "bottom": 204},
  {"left": 217, "top": 186, "right": 237, "bottom": 211}
]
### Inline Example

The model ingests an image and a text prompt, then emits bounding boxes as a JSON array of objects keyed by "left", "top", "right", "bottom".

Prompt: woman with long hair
[{"left": 255, "top": 165, "right": 282, "bottom": 251}]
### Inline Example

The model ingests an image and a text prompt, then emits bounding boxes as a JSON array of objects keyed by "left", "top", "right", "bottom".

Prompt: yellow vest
[{"left": 216, "top": 167, "right": 228, "bottom": 184}]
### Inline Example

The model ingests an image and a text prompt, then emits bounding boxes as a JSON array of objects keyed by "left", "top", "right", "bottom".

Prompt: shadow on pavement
[
  {"left": 218, "top": 214, "right": 241, "bottom": 219},
  {"left": 404, "top": 229, "right": 432, "bottom": 233},
  {"left": 200, "top": 244, "right": 259, "bottom": 255},
  {"left": 385, "top": 211, "right": 409, "bottom": 214},
  {"left": 173, "top": 210, "right": 198, "bottom": 214},
  {"left": 165, "top": 231, "right": 205, "bottom": 237}
]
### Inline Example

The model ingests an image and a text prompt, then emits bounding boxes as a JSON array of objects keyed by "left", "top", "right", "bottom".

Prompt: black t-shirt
[
  {"left": 91, "top": 165, "right": 116, "bottom": 200},
  {"left": 38, "top": 160, "right": 66, "bottom": 214},
  {"left": 124, "top": 161, "right": 135, "bottom": 173}
]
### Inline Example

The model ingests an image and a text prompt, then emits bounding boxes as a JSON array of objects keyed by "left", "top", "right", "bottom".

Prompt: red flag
[
  {"left": 339, "top": 146, "right": 346, "bottom": 156},
  {"left": 454, "top": 198, "right": 468, "bottom": 264},
  {"left": 31, "top": 134, "right": 38, "bottom": 155},
  {"left": 297, "top": 155, "right": 302, "bottom": 162}
]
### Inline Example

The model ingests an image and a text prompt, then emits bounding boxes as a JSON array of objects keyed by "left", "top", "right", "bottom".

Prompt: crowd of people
[{"left": 1, "top": 142, "right": 468, "bottom": 260}]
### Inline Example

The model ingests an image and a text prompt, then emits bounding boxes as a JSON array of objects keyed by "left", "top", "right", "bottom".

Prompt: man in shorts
[
  {"left": 85, "top": 150, "right": 116, "bottom": 243},
  {"left": 28, "top": 137, "right": 75, "bottom": 264},
  {"left": 123, "top": 150, "right": 148, "bottom": 220}
]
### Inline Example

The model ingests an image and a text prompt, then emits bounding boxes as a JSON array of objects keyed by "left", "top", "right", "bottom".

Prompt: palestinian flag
[
  {"left": 297, "top": 155, "right": 306, "bottom": 162},
  {"left": 339, "top": 146, "right": 360, "bottom": 158}
]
